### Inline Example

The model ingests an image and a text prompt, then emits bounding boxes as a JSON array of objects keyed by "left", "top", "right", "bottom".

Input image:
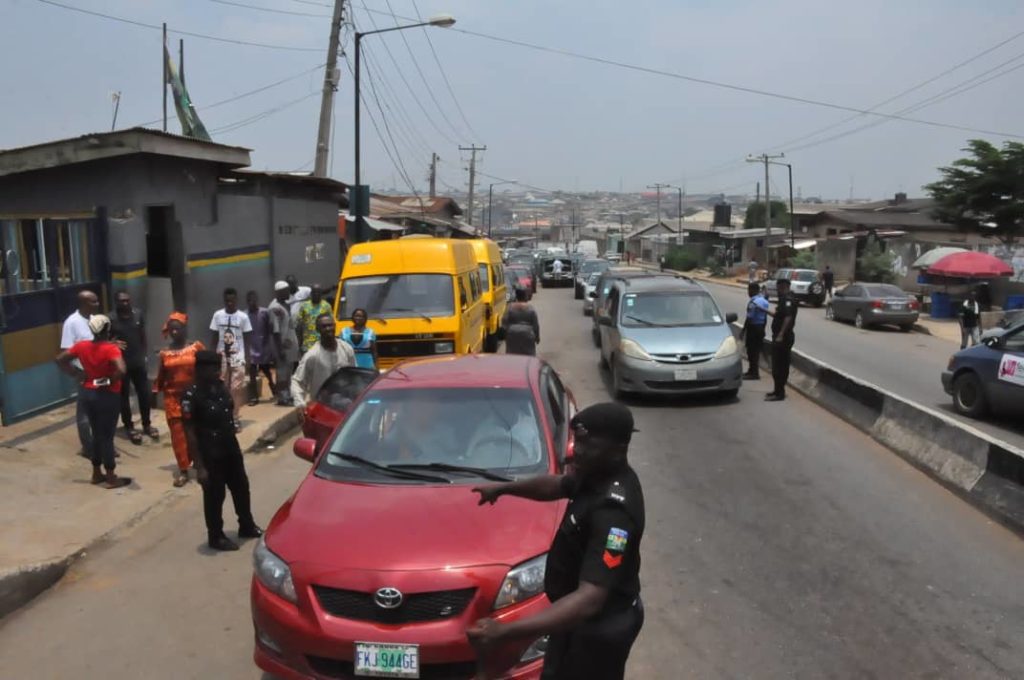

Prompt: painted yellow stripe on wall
[
  {"left": 112, "top": 268, "right": 147, "bottom": 281},
  {"left": 1, "top": 324, "right": 62, "bottom": 373},
  {"left": 188, "top": 250, "right": 270, "bottom": 270}
]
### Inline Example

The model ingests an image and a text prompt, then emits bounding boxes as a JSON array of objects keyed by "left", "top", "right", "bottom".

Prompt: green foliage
[
  {"left": 926, "top": 139, "right": 1024, "bottom": 246},
  {"left": 665, "top": 247, "right": 699, "bottom": 271},
  {"left": 789, "top": 251, "right": 817, "bottom": 269},
  {"left": 706, "top": 256, "right": 726, "bottom": 277},
  {"left": 856, "top": 240, "right": 896, "bottom": 283},
  {"left": 743, "top": 201, "right": 789, "bottom": 228}
]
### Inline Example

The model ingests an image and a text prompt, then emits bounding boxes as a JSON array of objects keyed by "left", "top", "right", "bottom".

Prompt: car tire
[
  {"left": 599, "top": 349, "right": 609, "bottom": 369},
  {"left": 592, "top": 327, "right": 601, "bottom": 348},
  {"left": 953, "top": 372, "right": 988, "bottom": 417},
  {"left": 854, "top": 311, "right": 867, "bottom": 329},
  {"left": 609, "top": 357, "right": 625, "bottom": 399},
  {"left": 720, "top": 388, "right": 739, "bottom": 401},
  {"left": 483, "top": 333, "right": 498, "bottom": 353},
  {"left": 575, "top": 286, "right": 583, "bottom": 300}
]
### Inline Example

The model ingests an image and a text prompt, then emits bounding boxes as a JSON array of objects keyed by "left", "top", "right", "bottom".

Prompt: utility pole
[
  {"left": 747, "top": 153, "right": 784, "bottom": 229},
  {"left": 179, "top": 39, "right": 185, "bottom": 87},
  {"left": 459, "top": 144, "right": 486, "bottom": 226},
  {"left": 314, "top": 0, "right": 345, "bottom": 177},
  {"left": 162, "top": 23, "right": 168, "bottom": 133},
  {"left": 428, "top": 153, "right": 439, "bottom": 198},
  {"left": 647, "top": 183, "right": 670, "bottom": 227}
]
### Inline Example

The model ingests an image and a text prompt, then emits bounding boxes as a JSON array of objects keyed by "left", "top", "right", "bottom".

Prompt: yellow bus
[
  {"left": 469, "top": 238, "right": 508, "bottom": 352},
  {"left": 335, "top": 237, "right": 486, "bottom": 369}
]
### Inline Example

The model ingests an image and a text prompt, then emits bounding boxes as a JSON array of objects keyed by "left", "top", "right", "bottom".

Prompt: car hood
[
  {"left": 624, "top": 324, "right": 730, "bottom": 355},
  {"left": 267, "top": 475, "right": 564, "bottom": 570}
]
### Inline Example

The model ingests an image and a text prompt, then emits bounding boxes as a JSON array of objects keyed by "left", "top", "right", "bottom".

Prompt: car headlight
[
  {"left": 494, "top": 554, "right": 547, "bottom": 610},
  {"left": 619, "top": 338, "right": 652, "bottom": 361},
  {"left": 253, "top": 537, "right": 297, "bottom": 603},
  {"left": 434, "top": 341, "right": 454, "bottom": 354},
  {"left": 713, "top": 335, "right": 738, "bottom": 359}
]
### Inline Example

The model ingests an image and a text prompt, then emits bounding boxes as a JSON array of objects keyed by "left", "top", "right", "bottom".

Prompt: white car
[
  {"left": 581, "top": 272, "right": 602, "bottom": 316},
  {"left": 604, "top": 251, "right": 622, "bottom": 263}
]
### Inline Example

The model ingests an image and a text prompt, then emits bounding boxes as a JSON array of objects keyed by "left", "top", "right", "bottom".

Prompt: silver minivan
[{"left": 597, "top": 277, "right": 742, "bottom": 397}]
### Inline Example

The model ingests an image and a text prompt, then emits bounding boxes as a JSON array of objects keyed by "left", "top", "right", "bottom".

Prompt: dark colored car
[
  {"left": 942, "top": 320, "right": 1024, "bottom": 418},
  {"left": 539, "top": 256, "right": 573, "bottom": 288},
  {"left": 252, "top": 355, "right": 577, "bottom": 680},
  {"left": 301, "top": 366, "right": 379, "bottom": 450},
  {"left": 507, "top": 264, "right": 536, "bottom": 295},
  {"left": 826, "top": 282, "right": 920, "bottom": 331},
  {"left": 574, "top": 259, "right": 611, "bottom": 299}
]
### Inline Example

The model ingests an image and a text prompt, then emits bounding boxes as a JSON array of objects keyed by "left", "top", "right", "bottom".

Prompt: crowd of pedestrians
[{"left": 54, "top": 276, "right": 375, "bottom": 549}]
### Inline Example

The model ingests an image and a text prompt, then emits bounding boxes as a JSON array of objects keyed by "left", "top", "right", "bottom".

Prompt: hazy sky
[{"left": 2, "top": 0, "right": 1023, "bottom": 199}]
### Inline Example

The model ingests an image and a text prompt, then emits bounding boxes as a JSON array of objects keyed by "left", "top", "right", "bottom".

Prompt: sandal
[
  {"left": 127, "top": 429, "right": 143, "bottom": 446},
  {"left": 144, "top": 426, "right": 160, "bottom": 440},
  {"left": 173, "top": 471, "right": 189, "bottom": 487}
]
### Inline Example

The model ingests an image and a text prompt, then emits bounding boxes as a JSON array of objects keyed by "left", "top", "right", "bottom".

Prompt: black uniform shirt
[
  {"left": 180, "top": 380, "right": 239, "bottom": 457},
  {"left": 544, "top": 466, "right": 645, "bottom": 612},
  {"left": 110, "top": 309, "right": 146, "bottom": 369},
  {"left": 771, "top": 294, "right": 798, "bottom": 339}
]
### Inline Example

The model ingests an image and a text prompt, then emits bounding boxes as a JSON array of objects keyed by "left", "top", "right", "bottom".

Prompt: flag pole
[
  {"left": 162, "top": 23, "right": 168, "bottom": 132},
  {"left": 179, "top": 38, "right": 185, "bottom": 88}
]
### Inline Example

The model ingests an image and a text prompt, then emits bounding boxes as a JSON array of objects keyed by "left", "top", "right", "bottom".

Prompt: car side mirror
[
  {"left": 725, "top": 312, "right": 738, "bottom": 324},
  {"left": 598, "top": 315, "right": 614, "bottom": 327},
  {"left": 983, "top": 336, "right": 1001, "bottom": 349},
  {"left": 293, "top": 437, "right": 317, "bottom": 463}
]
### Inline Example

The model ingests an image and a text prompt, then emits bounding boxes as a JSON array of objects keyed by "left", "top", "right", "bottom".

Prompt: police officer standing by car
[
  {"left": 766, "top": 278, "right": 798, "bottom": 402},
  {"left": 742, "top": 282, "right": 770, "bottom": 380},
  {"left": 182, "top": 350, "right": 263, "bottom": 551},
  {"left": 467, "top": 402, "right": 645, "bottom": 680}
]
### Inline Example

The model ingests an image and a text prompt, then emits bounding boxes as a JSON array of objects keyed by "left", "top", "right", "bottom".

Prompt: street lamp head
[{"left": 428, "top": 14, "right": 456, "bottom": 27}]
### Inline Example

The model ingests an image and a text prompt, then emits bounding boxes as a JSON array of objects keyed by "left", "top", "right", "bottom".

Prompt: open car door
[{"left": 303, "top": 366, "right": 379, "bottom": 450}]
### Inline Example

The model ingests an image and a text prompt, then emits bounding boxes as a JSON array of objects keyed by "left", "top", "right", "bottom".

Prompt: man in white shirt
[
  {"left": 552, "top": 259, "right": 564, "bottom": 275},
  {"left": 291, "top": 314, "right": 355, "bottom": 406},
  {"left": 269, "top": 281, "right": 299, "bottom": 406},
  {"left": 285, "top": 274, "right": 312, "bottom": 317},
  {"left": 61, "top": 290, "right": 99, "bottom": 457},
  {"left": 209, "top": 287, "right": 254, "bottom": 418}
]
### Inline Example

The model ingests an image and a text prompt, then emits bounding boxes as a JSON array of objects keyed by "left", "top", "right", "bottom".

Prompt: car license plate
[
  {"left": 674, "top": 368, "right": 698, "bottom": 381},
  {"left": 889, "top": 303, "right": 905, "bottom": 310},
  {"left": 354, "top": 643, "right": 419, "bottom": 678}
]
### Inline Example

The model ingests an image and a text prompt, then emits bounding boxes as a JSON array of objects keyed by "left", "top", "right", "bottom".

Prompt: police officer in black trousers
[
  {"left": 467, "top": 402, "right": 645, "bottom": 680},
  {"left": 742, "top": 282, "right": 770, "bottom": 380},
  {"left": 182, "top": 350, "right": 263, "bottom": 551},
  {"left": 766, "top": 278, "right": 798, "bottom": 402}
]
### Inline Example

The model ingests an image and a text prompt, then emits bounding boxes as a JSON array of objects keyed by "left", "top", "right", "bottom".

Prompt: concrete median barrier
[{"left": 755, "top": 333, "right": 1024, "bottom": 534}]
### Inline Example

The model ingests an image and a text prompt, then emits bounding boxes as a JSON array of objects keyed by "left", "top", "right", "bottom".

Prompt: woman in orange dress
[{"left": 154, "top": 313, "right": 205, "bottom": 487}]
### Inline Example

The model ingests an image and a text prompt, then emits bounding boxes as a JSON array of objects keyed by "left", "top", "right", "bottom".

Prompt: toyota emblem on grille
[{"left": 374, "top": 587, "right": 404, "bottom": 609}]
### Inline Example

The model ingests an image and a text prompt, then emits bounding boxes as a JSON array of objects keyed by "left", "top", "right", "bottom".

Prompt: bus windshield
[{"left": 340, "top": 274, "right": 455, "bottom": 319}]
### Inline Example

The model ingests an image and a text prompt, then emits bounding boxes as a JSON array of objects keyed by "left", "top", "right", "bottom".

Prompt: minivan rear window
[{"left": 620, "top": 292, "right": 723, "bottom": 327}]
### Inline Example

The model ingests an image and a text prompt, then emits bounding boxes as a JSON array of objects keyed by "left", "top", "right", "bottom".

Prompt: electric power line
[
  {"left": 209, "top": 0, "right": 330, "bottom": 18},
  {"left": 209, "top": 91, "right": 320, "bottom": 134},
  {"left": 32, "top": 0, "right": 322, "bottom": 51}
]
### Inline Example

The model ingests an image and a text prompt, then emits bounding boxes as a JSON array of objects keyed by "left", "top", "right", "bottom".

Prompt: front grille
[
  {"left": 644, "top": 379, "right": 723, "bottom": 391},
  {"left": 377, "top": 340, "right": 446, "bottom": 358},
  {"left": 313, "top": 586, "right": 476, "bottom": 624},
  {"left": 307, "top": 656, "right": 477, "bottom": 680},
  {"left": 650, "top": 353, "right": 713, "bottom": 364}
]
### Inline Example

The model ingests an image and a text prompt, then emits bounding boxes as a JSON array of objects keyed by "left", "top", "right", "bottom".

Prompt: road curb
[
  {"left": 0, "top": 409, "right": 300, "bottom": 620},
  {"left": 756, "top": 336, "right": 1024, "bottom": 534}
]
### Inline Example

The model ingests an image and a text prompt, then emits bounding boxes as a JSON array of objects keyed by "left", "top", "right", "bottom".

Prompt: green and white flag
[{"left": 164, "top": 45, "right": 211, "bottom": 141}]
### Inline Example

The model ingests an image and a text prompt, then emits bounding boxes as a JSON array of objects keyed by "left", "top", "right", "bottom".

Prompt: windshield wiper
[
  {"left": 388, "top": 308, "right": 433, "bottom": 323},
  {"left": 625, "top": 315, "right": 671, "bottom": 327},
  {"left": 388, "top": 462, "right": 512, "bottom": 482},
  {"left": 333, "top": 453, "right": 451, "bottom": 483}
]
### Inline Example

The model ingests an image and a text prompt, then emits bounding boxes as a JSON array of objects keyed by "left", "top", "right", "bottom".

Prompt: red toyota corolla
[{"left": 252, "top": 354, "right": 576, "bottom": 680}]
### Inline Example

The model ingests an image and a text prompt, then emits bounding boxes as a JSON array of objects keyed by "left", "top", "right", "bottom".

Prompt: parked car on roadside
[
  {"left": 581, "top": 272, "right": 602, "bottom": 316},
  {"left": 763, "top": 268, "right": 826, "bottom": 306},
  {"left": 826, "top": 282, "right": 920, "bottom": 331},
  {"left": 596, "top": 276, "right": 741, "bottom": 398},
  {"left": 574, "top": 259, "right": 611, "bottom": 299},
  {"left": 942, "top": 320, "right": 1024, "bottom": 418},
  {"left": 253, "top": 354, "right": 576, "bottom": 680}
]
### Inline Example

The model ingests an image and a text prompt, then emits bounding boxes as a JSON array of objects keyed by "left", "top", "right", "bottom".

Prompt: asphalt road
[
  {"left": 702, "top": 280, "right": 1024, "bottom": 450},
  {"left": 1, "top": 287, "right": 1022, "bottom": 679}
]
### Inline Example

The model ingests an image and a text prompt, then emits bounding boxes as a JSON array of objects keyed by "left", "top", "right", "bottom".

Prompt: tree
[
  {"left": 856, "top": 236, "right": 896, "bottom": 283},
  {"left": 789, "top": 251, "right": 817, "bottom": 269},
  {"left": 926, "top": 139, "right": 1024, "bottom": 247},
  {"left": 743, "top": 200, "right": 789, "bottom": 228}
]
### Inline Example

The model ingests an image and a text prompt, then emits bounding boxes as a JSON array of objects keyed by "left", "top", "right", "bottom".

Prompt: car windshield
[
  {"left": 865, "top": 284, "right": 907, "bottom": 297},
  {"left": 793, "top": 271, "right": 818, "bottom": 282},
  {"left": 509, "top": 266, "right": 530, "bottom": 277},
  {"left": 621, "top": 292, "right": 723, "bottom": 327},
  {"left": 587, "top": 272, "right": 602, "bottom": 285},
  {"left": 317, "top": 387, "right": 548, "bottom": 484},
  {"left": 315, "top": 368, "right": 379, "bottom": 411},
  {"left": 580, "top": 260, "right": 608, "bottom": 275},
  {"left": 340, "top": 274, "right": 454, "bottom": 319}
]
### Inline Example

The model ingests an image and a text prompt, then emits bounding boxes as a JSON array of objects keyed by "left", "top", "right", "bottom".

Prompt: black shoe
[
  {"left": 208, "top": 534, "right": 240, "bottom": 551},
  {"left": 743, "top": 373, "right": 760, "bottom": 380},
  {"left": 238, "top": 524, "right": 264, "bottom": 539},
  {"left": 764, "top": 393, "right": 786, "bottom": 402}
]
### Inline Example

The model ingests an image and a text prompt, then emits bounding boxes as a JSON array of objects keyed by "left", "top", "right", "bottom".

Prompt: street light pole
[
  {"left": 767, "top": 160, "right": 796, "bottom": 249},
  {"left": 487, "top": 179, "right": 518, "bottom": 237},
  {"left": 353, "top": 14, "right": 455, "bottom": 242}
]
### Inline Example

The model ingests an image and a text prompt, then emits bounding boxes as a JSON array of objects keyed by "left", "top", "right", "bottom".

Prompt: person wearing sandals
[
  {"left": 55, "top": 314, "right": 132, "bottom": 489},
  {"left": 341, "top": 308, "right": 378, "bottom": 370},
  {"left": 154, "top": 313, "right": 205, "bottom": 487},
  {"left": 209, "top": 287, "right": 253, "bottom": 430},
  {"left": 110, "top": 291, "right": 158, "bottom": 446},
  {"left": 245, "top": 290, "right": 275, "bottom": 406}
]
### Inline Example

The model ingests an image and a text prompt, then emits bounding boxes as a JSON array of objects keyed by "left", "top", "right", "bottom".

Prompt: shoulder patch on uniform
[{"left": 605, "top": 527, "right": 628, "bottom": 552}]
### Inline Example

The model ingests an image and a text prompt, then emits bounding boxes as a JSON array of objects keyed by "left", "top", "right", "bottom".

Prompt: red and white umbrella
[{"left": 927, "top": 251, "right": 1013, "bottom": 279}]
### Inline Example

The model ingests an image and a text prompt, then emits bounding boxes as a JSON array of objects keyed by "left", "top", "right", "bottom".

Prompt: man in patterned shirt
[{"left": 294, "top": 283, "right": 333, "bottom": 355}]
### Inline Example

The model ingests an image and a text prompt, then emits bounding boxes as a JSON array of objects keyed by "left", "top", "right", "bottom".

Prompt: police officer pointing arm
[{"left": 467, "top": 402, "right": 645, "bottom": 680}]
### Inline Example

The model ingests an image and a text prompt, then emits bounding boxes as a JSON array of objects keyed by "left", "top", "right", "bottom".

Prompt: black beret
[{"left": 571, "top": 402, "right": 637, "bottom": 444}]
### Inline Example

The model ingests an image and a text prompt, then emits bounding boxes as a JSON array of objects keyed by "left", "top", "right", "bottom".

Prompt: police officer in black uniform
[
  {"left": 766, "top": 278, "right": 798, "bottom": 402},
  {"left": 467, "top": 402, "right": 645, "bottom": 680},
  {"left": 182, "top": 350, "right": 262, "bottom": 551}
]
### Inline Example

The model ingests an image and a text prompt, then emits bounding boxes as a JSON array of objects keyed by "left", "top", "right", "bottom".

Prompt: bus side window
[{"left": 459, "top": 277, "right": 468, "bottom": 310}]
